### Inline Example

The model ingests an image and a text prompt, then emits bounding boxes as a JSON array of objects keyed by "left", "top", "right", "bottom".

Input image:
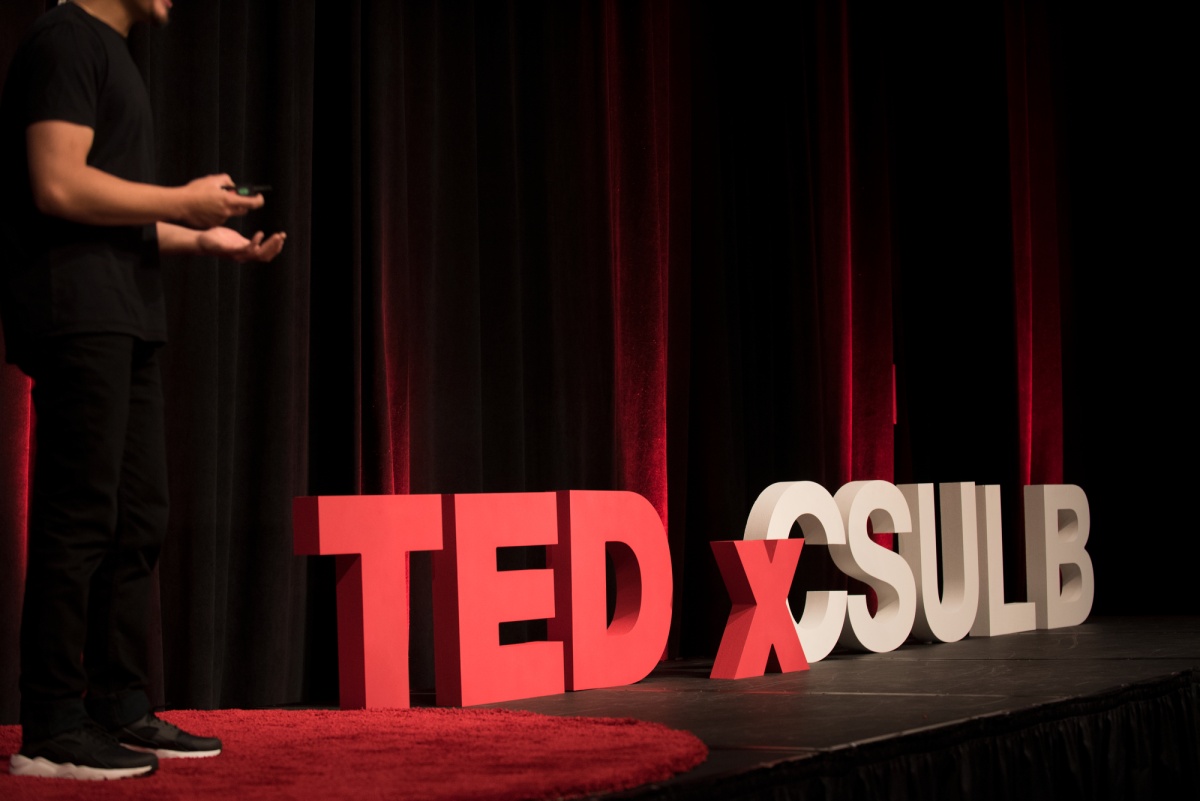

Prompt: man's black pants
[{"left": 18, "top": 333, "right": 168, "bottom": 742}]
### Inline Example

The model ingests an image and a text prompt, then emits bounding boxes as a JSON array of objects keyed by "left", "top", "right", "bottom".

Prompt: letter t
[{"left": 293, "top": 495, "right": 443, "bottom": 709}]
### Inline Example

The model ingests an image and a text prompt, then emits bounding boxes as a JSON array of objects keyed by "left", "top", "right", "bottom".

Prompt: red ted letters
[{"left": 293, "top": 490, "right": 672, "bottom": 709}]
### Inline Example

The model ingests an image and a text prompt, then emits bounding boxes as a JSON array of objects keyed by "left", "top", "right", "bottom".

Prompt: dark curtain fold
[
  {"left": 130, "top": 0, "right": 320, "bottom": 709},
  {"left": 1006, "top": 0, "right": 1064, "bottom": 489},
  {"left": 0, "top": 0, "right": 1193, "bottom": 720}
]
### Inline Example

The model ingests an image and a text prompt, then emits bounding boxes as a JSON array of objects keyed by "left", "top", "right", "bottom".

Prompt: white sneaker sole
[
  {"left": 8, "top": 753, "right": 156, "bottom": 780},
  {"left": 123, "top": 744, "right": 222, "bottom": 759}
]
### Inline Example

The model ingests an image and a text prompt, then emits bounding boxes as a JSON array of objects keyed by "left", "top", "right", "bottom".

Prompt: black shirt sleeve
[{"left": 21, "top": 22, "right": 106, "bottom": 131}]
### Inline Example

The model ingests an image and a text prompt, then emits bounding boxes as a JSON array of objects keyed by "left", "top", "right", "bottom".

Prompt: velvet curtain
[{"left": 0, "top": 0, "right": 1191, "bottom": 722}]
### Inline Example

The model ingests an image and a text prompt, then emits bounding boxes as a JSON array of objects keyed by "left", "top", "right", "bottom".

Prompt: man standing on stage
[{"left": 1, "top": 0, "right": 286, "bottom": 780}]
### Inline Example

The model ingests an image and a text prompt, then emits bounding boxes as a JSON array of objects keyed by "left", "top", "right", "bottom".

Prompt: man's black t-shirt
[{"left": 0, "top": 1, "right": 165, "bottom": 365}]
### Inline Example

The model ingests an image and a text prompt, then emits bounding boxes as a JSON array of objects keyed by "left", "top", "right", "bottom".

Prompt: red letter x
[{"left": 709, "top": 539, "right": 809, "bottom": 679}]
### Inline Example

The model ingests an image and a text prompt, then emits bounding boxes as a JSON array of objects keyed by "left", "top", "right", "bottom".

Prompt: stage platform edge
[{"left": 475, "top": 616, "right": 1200, "bottom": 800}]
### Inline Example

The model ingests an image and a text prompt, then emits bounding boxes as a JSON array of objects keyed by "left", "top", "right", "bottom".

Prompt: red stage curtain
[
  {"left": 0, "top": 365, "right": 30, "bottom": 724},
  {"left": 1006, "top": 0, "right": 1064, "bottom": 488},
  {"left": 814, "top": 1, "right": 895, "bottom": 491}
]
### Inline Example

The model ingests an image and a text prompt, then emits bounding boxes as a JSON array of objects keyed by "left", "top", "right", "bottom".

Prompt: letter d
[{"left": 549, "top": 490, "right": 673, "bottom": 691}]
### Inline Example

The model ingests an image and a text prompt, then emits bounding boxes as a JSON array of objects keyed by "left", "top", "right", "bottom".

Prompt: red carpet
[{"left": 0, "top": 708, "right": 708, "bottom": 800}]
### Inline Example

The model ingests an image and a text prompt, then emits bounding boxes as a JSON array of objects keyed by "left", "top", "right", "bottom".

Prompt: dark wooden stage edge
[{"left": 477, "top": 617, "right": 1200, "bottom": 800}]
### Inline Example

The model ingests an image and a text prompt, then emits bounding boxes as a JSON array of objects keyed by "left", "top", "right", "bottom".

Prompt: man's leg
[
  {"left": 83, "top": 339, "right": 169, "bottom": 730},
  {"left": 13, "top": 333, "right": 158, "bottom": 779},
  {"left": 80, "top": 338, "right": 222, "bottom": 760},
  {"left": 19, "top": 334, "right": 134, "bottom": 738}
]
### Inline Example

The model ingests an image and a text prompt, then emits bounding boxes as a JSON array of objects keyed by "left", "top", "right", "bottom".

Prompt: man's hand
[
  {"left": 196, "top": 226, "right": 287, "bottom": 262},
  {"left": 179, "top": 175, "right": 266, "bottom": 229}
]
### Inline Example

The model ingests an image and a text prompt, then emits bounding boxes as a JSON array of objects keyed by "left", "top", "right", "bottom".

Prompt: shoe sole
[
  {"left": 8, "top": 754, "right": 157, "bottom": 780},
  {"left": 123, "top": 744, "right": 222, "bottom": 759}
]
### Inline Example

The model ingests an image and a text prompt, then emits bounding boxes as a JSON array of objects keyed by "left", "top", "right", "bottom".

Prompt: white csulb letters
[{"left": 737, "top": 480, "right": 1092, "bottom": 664}]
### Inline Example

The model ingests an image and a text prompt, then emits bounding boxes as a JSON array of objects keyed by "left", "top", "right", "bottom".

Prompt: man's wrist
[{"left": 156, "top": 221, "right": 204, "bottom": 255}]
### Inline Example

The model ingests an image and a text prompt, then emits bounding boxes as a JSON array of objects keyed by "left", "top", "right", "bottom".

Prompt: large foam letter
[
  {"left": 547, "top": 490, "right": 673, "bottom": 691},
  {"left": 970, "top": 484, "right": 1036, "bottom": 636},
  {"left": 432, "top": 493, "right": 564, "bottom": 706},
  {"left": 1025, "top": 484, "right": 1093, "bottom": 629},
  {"left": 831, "top": 481, "right": 916, "bottom": 653},
  {"left": 898, "top": 483, "right": 980, "bottom": 643},
  {"left": 710, "top": 539, "right": 809, "bottom": 678},
  {"left": 743, "top": 481, "right": 847, "bottom": 663},
  {"left": 292, "top": 495, "right": 443, "bottom": 709}
]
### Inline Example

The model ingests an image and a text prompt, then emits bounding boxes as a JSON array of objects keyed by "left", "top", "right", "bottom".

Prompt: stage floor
[{"left": 473, "top": 616, "right": 1200, "bottom": 799}]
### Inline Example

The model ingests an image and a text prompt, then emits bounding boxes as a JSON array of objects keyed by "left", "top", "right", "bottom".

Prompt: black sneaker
[
  {"left": 9, "top": 724, "right": 159, "bottom": 780},
  {"left": 112, "top": 712, "right": 222, "bottom": 759}
]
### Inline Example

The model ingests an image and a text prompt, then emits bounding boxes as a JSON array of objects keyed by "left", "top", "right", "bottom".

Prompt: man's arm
[
  {"left": 27, "top": 120, "right": 264, "bottom": 229},
  {"left": 157, "top": 222, "right": 287, "bottom": 263}
]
